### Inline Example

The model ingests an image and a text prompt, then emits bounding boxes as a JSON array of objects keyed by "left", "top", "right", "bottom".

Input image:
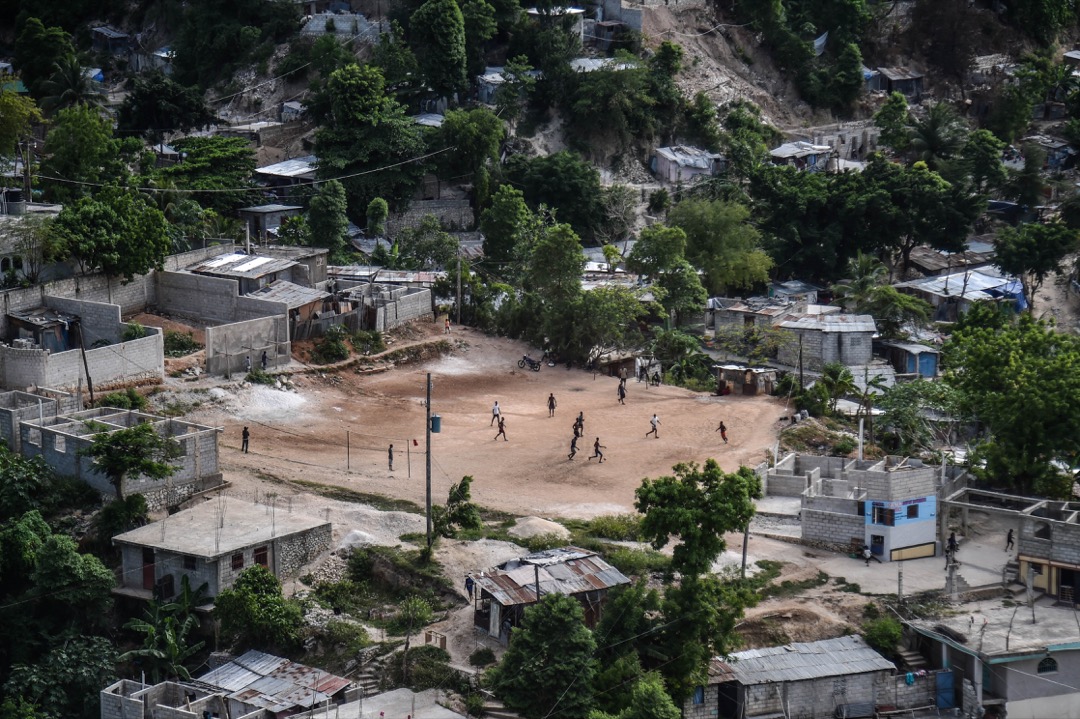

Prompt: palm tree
[
  {"left": 39, "top": 55, "right": 106, "bottom": 114},
  {"left": 908, "top": 103, "right": 967, "bottom": 171},
  {"left": 831, "top": 251, "right": 888, "bottom": 310},
  {"left": 820, "top": 362, "right": 857, "bottom": 415}
]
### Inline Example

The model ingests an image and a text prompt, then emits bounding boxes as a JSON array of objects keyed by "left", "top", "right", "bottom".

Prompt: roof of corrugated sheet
[
  {"left": 779, "top": 313, "right": 876, "bottom": 333},
  {"left": 472, "top": 546, "right": 630, "bottom": 606},
  {"left": 188, "top": 252, "right": 297, "bottom": 279},
  {"left": 708, "top": 636, "right": 895, "bottom": 686},
  {"left": 894, "top": 269, "right": 1014, "bottom": 301},
  {"left": 254, "top": 155, "right": 318, "bottom": 178},
  {"left": 196, "top": 650, "right": 351, "bottom": 712},
  {"left": 654, "top": 145, "right": 722, "bottom": 169},
  {"left": 770, "top": 141, "right": 830, "bottom": 159},
  {"left": 878, "top": 66, "right": 923, "bottom": 81},
  {"left": 246, "top": 279, "right": 330, "bottom": 309}
]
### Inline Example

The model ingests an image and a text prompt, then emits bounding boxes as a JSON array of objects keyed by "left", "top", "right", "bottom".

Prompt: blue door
[
  {"left": 918, "top": 352, "right": 937, "bottom": 378},
  {"left": 936, "top": 670, "right": 955, "bottom": 709}
]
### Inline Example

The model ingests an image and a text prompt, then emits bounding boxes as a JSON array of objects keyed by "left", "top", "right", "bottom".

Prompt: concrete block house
[
  {"left": 683, "top": 636, "right": 896, "bottom": 719},
  {"left": 776, "top": 314, "right": 876, "bottom": 372},
  {"left": 471, "top": 546, "right": 630, "bottom": 644},
  {"left": 768, "top": 453, "right": 945, "bottom": 561},
  {"left": 112, "top": 497, "right": 331, "bottom": 601}
]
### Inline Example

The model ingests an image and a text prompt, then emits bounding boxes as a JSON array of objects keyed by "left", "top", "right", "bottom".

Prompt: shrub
[
  {"left": 586, "top": 514, "right": 641, "bottom": 540},
  {"left": 603, "top": 547, "right": 671, "bottom": 576},
  {"left": 312, "top": 325, "right": 350, "bottom": 364},
  {"left": 98, "top": 388, "right": 148, "bottom": 411},
  {"left": 833, "top": 437, "right": 857, "bottom": 456},
  {"left": 122, "top": 321, "right": 146, "bottom": 342},
  {"left": 524, "top": 532, "right": 568, "bottom": 552},
  {"left": 350, "top": 330, "right": 385, "bottom": 355},
  {"left": 469, "top": 647, "right": 496, "bottom": 667},
  {"left": 163, "top": 330, "right": 202, "bottom": 357},
  {"left": 863, "top": 617, "right": 902, "bottom": 657},
  {"left": 465, "top": 693, "right": 486, "bottom": 717},
  {"left": 245, "top": 368, "right": 275, "bottom": 385},
  {"left": 322, "top": 620, "right": 369, "bottom": 651},
  {"left": 314, "top": 579, "right": 371, "bottom": 615},
  {"left": 94, "top": 494, "right": 148, "bottom": 542}
]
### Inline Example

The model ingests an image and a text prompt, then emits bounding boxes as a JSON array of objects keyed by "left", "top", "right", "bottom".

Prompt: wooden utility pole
[{"left": 425, "top": 372, "right": 432, "bottom": 549}]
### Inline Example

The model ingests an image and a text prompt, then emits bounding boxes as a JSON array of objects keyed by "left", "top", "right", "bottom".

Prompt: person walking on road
[
  {"left": 1006, "top": 529, "right": 1015, "bottom": 552},
  {"left": 465, "top": 575, "right": 474, "bottom": 599},
  {"left": 716, "top": 421, "right": 728, "bottom": 443},
  {"left": 445, "top": 317, "right": 451, "bottom": 334},
  {"left": 568, "top": 434, "right": 579, "bottom": 460},
  {"left": 646, "top": 414, "right": 661, "bottom": 438},
  {"left": 491, "top": 401, "right": 501, "bottom": 426},
  {"left": 576, "top": 411, "right": 584, "bottom": 433},
  {"left": 863, "top": 545, "right": 881, "bottom": 565},
  {"left": 617, "top": 383, "right": 627, "bottom": 405},
  {"left": 589, "top": 437, "right": 606, "bottom": 463},
  {"left": 388, "top": 444, "right": 394, "bottom": 471},
  {"left": 241, "top": 426, "right": 250, "bottom": 453},
  {"left": 619, "top": 367, "right": 628, "bottom": 386},
  {"left": 548, "top": 393, "right": 557, "bottom": 417},
  {"left": 948, "top": 532, "right": 959, "bottom": 555},
  {"left": 494, "top": 417, "right": 507, "bottom": 441}
]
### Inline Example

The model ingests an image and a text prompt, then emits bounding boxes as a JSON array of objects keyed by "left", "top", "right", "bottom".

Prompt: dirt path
[{"left": 183, "top": 324, "right": 788, "bottom": 519}]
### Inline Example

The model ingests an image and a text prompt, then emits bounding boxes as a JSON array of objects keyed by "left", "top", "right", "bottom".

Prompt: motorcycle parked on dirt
[{"left": 518, "top": 355, "right": 542, "bottom": 371}]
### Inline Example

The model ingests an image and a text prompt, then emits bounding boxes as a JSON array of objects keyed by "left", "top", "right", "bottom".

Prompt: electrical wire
[{"left": 32, "top": 145, "right": 456, "bottom": 194}]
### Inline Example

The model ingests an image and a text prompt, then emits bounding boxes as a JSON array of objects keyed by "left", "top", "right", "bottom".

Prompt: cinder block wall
[
  {"left": 276, "top": 522, "right": 332, "bottom": 576},
  {"left": 205, "top": 315, "right": 290, "bottom": 376},
  {"left": 803, "top": 508, "right": 864, "bottom": 549},
  {"left": 682, "top": 685, "right": 719, "bottom": 719},
  {"left": 99, "top": 680, "right": 150, "bottom": 719},
  {"left": 43, "top": 295, "right": 123, "bottom": 344},
  {"left": 41, "top": 327, "right": 164, "bottom": 391}
]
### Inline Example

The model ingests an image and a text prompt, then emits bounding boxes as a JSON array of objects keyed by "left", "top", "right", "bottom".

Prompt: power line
[{"left": 33, "top": 146, "right": 455, "bottom": 194}]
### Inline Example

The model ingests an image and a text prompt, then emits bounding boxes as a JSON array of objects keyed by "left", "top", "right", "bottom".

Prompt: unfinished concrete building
[
  {"left": 101, "top": 650, "right": 352, "bottom": 719},
  {"left": 0, "top": 296, "right": 164, "bottom": 392},
  {"left": 769, "top": 453, "right": 951, "bottom": 561},
  {"left": 112, "top": 497, "right": 330, "bottom": 601},
  {"left": 19, "top": 407, "right": 221, "bottom": 509}
]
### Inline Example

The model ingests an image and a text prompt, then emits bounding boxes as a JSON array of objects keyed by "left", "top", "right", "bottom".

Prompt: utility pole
[
  {"left": 425, "top": 372, "right": 432, "bottom": 549},
  {"left": 456, "top": 242, "right": 462, "bottom": 326}
]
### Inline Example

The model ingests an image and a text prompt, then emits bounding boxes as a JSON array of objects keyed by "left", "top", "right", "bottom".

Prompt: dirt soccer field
[{"left": 188, "top": 323, "right": 791, "bottom": 519}]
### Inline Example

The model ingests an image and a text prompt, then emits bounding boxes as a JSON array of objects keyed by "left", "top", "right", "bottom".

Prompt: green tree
[
  {"left": 0, "top": 698, "right": 47, "bottom": 719},
  {"left": 908, "top": 103, "right": 968, "bottom": 171},
  {"left": 668, "top": 199, "right": 772, "bottom": 293},
  {"left": 491, "top": 593, "right": 597, "bottom": 719},
  {"left": 860, "top": 285, "right": 931, "bottom": 338},
  {"left": 987, "top": 83, "right": 1035, "bottom": 143},
  {"left": 276, "top": 215, "right": 312, "bottom": 246},
  {"left": 588, "top": 673, "right": 681, "bottom": 719},
  {"left": 0, "top": 91, "right": 42, "bottom": 160},
  {"left": 874, "top": 92, "right": 911, "bottom": 153},
  {"left": 118, "top": 72, "right": 218, "bottom": 142},
  {"left": 944, "top": 306, "right": 1080, "bottom": 496},
  {"left": 432, "top": 475, "right": 482, "bottom": 537},
  {"left": 505, "top": 151, "right": 602, "bottom": 240},
  {"left": 635, "top": 460, "right": 760, "bottom": 577},
  {"left": 53, "top": 188, "right": 171, "bottom": 282},
  {"left": 459, "top": 0, "right": 498, "bottom": 75},
  {"left": 877, "top": 379, "right": 965, "bottom": 454},
  {"left": 309, "top": 179, "right": 350, "bottom": 261},
  {"left": 573, "top": 285, "right": 646, "bottom": 364},
  {"left": 862, "top": 617, "right": 903, "bottom": 657},
  {"left": 4, "top": 635, "right": 117, "bottom": 719},
  {"left": 959, "top": 129, "right": 1007, "bottom": 193},
  {"left": 820, "top": 362, "right": 856, "bottom": 414},
  {"left": 627, "top": 224, "right": 687, "bottom": 280},
  {"left": 831, "top": 251, "right": 888, "bottom": 310},
  {"left": 78, "top": 423, "right": 182, "bottom": 498},
  {"left": 397, "top": 595, "right": 433, "bottom": 684},
  {"left": 481, "top": 184, "right": 531, "bottom": 266},
  {"left": 314, "top": 64, "right": 426, "bottom": 216},
  {"left": 495, "top": 55, "right": 537, "bottom": 134},
  {"left": 1007, "top": 0, "right": 1075, "bottom": 44},
  {"left": 434, "top": 107, "right": 504, "bottom": 197},
  {"left": 38, "top": 55, "right": 105, "bottom": 114},
  {"left": 120, "top": 591, "right": 206, "bottom": 682},
  {"left": 1008, "top": 143, "right": 1048, "bottom": 209},
  {"left": 13, "top": 18, "right": 75, "bottom": 99},
  {"left": 994, "top": 222, "right": 1079, "bottom": 311},
  {"left": 215, "top": 565, "right": 303, "bottom": 650},
  {"left": 40, "top": 105, "right": 123, "bottom": 203},
  {"left": 685, "top": 92, "right": 723, "bottom": 152},
  {"left": 395, "top": 214, "right": 457, "bottom": 270},
  {"left": 596, "top": 184, "right": 638, "bottom": 246},
  {"left": 153, "top": 135, "right": 257, "bottom": 214},
  {"left": 367, "top": 197, "right": 390, "bottom": 236},
  {"left": 411, "top": 0, "right": 469, "bottom": 97}
]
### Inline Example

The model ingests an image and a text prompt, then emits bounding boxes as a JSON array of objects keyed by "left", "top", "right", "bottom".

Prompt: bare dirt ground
[{"left": 183, "top": 322, "right": 789, "bottom": 519}]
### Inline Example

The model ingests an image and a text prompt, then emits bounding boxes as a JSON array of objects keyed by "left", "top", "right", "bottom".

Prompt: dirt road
[{"left": 187, "top": 324, "right": 791, "bottom": 519}]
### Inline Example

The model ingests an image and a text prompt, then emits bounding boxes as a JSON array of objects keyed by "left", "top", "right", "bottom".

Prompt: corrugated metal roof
[
  {"left": 655, "top": 145, "right": 722, "bottom": 169},
  {"left": 894, "top": 269, "right": 1014, "bottom": 301},
  {"left": 780, "top": 314, "right": 876, "bottom": 333},
  {"left": 189, "top": 252, "right": 297, "bottom": 279},
  {"left": 238, "top": 204, "right": 303, "bottom": 213},
  {"left": 472, "top": 546, "right": 630, "bottom": 607},
  {"left": 770, "top": 141, "right": 831, "bottom": 159},
  {"left": 246, "top": 279, "right": 330, "bottom": 309},
  {"left": 878, "top": 66, "right": 923, "bottom": 82},
  {"left": 255, "top": 155, "right": 318, "bottom": 179},
  {"left": 196, "top": 650, "right": 351, "bottom": 713},
  {"left": 710, "top": 636, "right": 895, "bottom": 686},
  {"left": 879, "top": 340, "right": 939, "bottom": 355}
]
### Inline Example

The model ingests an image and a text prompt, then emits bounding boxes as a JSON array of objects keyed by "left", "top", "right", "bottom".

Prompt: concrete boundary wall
[
  {"left": 0, "top": 327, "right": 164, "bottom": 392},
  {"left": 205, "top": 315, "right": 291, "bottom": 376}
]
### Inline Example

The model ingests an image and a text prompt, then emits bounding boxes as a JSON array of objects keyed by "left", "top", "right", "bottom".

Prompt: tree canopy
[
  {"left": 944, "top": 305, "right": 1080, "bottom": 497},
  {"left": 668, "top": 199, "right": 772, "bottom": 294},
  {"left": 118, "top": 73, "right": 218, "bottom": 142},
  {"left": 78, "top": 422, "right": 181, "bottom": 497},
  {"left": 410, "top": 0, "right": 469, "bottom": 98},
  {"left": 215, "top": 565, "right": 304, "bottom": 651}
]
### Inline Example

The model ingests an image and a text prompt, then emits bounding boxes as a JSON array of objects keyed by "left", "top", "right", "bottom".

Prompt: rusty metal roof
[
  {"left": 195, "top": 650, "right": 351, "bottom": 712},
  {"left": 472, "top": 546, "right": 630, "bottom": 607}
]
